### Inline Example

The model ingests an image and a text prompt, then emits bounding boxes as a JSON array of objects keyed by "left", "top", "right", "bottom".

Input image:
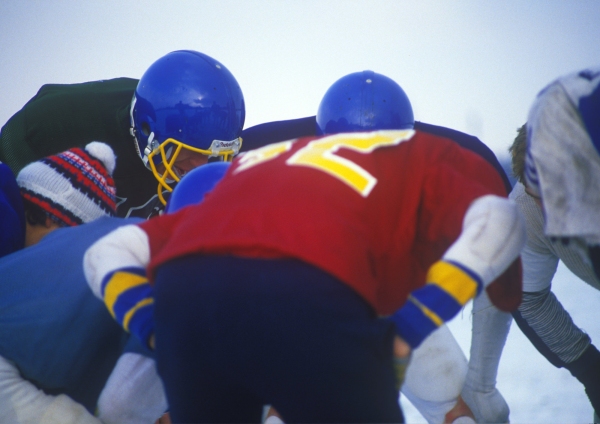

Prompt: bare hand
[
  {"left": 444, "top": 395, "right": 475, "bottom": 423},
  {"left": 393, "top": 335, "right": 411, "bottom": 390},
  {"left": 266, "top": 406, "right": 282, "bottom": 419},
  {"left": 155, "top": 412, "right": 171, "bottom": 424},
  {"left": 393, "top": 335, "right": 411, "bottom": 358}
]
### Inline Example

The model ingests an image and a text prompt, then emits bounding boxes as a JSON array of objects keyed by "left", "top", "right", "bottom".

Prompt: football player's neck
[{"left": 25, "top": 218, "right": 61, "bottom": 247}]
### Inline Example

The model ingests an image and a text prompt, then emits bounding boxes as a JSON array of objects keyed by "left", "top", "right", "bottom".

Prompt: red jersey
[{"left": 140, "top": 130, "right": 507, "bottom": 315}]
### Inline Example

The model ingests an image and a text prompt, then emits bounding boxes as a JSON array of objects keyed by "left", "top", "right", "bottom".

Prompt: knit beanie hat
[{"left": 16, "top": 142, "right": 117, "bottom": 226}]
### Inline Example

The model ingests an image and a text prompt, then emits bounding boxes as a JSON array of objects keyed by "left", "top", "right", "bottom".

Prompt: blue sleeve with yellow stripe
[
  {"left": 101, "top": 266, "right": 154, "bottom": 348},
  {"left": 391, "top": 260, "right": 482, "bottom": 348}
]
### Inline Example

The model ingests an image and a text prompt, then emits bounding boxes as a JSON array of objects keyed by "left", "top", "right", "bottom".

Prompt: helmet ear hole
[{"left": 141, "top": 122, "right": 151, "bottom": 137}]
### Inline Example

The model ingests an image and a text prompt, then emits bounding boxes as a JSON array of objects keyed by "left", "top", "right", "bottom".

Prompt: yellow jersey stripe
[
  {"left": 426, "top": 261, "right": 478, "bottom": 305},
  {"left": 122, "top": 297, "right": 154, "bottom": 332},
  {"left": 408, "top": 295, "right": 444, "bottom": 327},
  {"left": 104, "top": 271, "right": 149, "bottom": 318}
]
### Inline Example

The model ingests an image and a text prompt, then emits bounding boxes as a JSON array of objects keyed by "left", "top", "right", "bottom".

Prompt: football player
[
  {"left": 84, "top": 71, "right": 525, "bottom": 423},
  {"left": 0, "top": 50, "right": 245, "bottom": 218},
  {"left": 242, "top": 71, "right": 518, "bottom": 424}
]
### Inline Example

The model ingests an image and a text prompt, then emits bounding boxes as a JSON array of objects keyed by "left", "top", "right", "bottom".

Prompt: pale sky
[
  {"left": 1, "top": 0, "right": 599, "bottom": 160},
  {"left": 1, "top": 2, "right": 600, "bottom": 421}
]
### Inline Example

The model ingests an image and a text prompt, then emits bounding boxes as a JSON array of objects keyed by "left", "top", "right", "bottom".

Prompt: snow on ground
[{"left": 402, "top": 262, "right": 599, "bottom": 423}]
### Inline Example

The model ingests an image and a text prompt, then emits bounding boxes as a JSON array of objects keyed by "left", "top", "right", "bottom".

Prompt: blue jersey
[
  {"left": 0, "top": 162, "right": 25, "bottom": 257},
  {"left": 0, "top": 216, "right": 146, "bottom": 412},
  {"left": 241, "top": 116, "right": 512, "bottom": 194}
]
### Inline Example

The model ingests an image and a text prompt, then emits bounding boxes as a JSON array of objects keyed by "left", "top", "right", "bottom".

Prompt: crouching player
[
  {"left": 242, "top": 70, "right": 517, "bottom": 424},
  {"left": 524, "top": 67, "right": 600, "bottom": 420},
  {"left": 85, "top": 116, "right": 525, "bottom": 422}
]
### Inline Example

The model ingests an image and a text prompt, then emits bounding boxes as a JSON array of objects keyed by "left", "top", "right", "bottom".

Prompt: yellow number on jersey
[
  {"left": 234, "top": 130, "right": 415, "bottom": 196},
  {"left": 287, "top": 130, "right": 414, "bottom": 196},
  {"left": 235, "top": 140, "right": 294, "bottom": 173}
]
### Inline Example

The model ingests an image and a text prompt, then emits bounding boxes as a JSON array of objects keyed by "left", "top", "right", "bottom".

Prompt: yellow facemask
[{"left": 146, "top": 137, "right": 242, "bottom": 205}]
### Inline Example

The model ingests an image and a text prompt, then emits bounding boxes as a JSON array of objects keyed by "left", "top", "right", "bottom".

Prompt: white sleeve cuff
[{"left": 83, "top": 225, "right": 151, "bottom": 299}]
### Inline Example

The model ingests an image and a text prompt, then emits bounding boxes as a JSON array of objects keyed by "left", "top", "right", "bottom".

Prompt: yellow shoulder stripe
[
  {"left": 104, "top": 271, "right": 149, "bottom": 318},
  {"left": 426, "top": 261, "right": 478, "bottom": 305}
]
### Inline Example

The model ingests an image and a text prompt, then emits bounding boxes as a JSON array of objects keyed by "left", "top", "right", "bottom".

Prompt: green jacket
[{"left": 0, "top": 78, "right": 162, "bottom": 218}]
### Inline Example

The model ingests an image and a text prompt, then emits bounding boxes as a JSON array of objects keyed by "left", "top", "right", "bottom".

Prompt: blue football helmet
[
  {"left": 316, "top": 70, "right": 414, "bottom": 135},
  {"left": 130, "top": 50, "right": 245, "bottom": 204},
  {"left": 165, "top": 162, "right": 230, "bottom": 213}
]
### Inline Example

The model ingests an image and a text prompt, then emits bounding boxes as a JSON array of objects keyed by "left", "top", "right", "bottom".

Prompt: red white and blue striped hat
[{"left": 16, "top": 142, "right": 117, "bottom": 226}]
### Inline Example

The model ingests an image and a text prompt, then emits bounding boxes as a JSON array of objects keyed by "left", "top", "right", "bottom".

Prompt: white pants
[
  {"left": 0, "top": 352, "right": 167, "bottom": 424},
  {"left": 401, "top": 325, "right": 469, "bottom": 424},
  {"left": 0, "top": 355, "right": 100, "bottom": 424}
]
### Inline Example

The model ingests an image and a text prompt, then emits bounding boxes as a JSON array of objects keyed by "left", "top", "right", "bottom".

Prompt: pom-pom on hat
[{"left": 16, "top": 141, "right": 117, "bottom": 226}]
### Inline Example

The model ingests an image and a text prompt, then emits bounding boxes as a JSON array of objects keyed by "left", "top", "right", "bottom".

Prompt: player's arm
[
  {"left": 83, "top": 224, "right": 155, "bottom": 349},
  {"left": 459, "top": 290, "right": 512, "bottom": 423},
  {"left": 512, "top": 210, "right": 600, "bottom": 415},
  {"left": 512, "top": 184, "right": 595, "bottom": 365},
  {"left": 0, "top": 355, "right": 101, "bottom": 424},
  {"left": 459, "top": 186, "right": 549, "bottom": 423},
  {"left": 96, "top": 352, "right": 168, "bottom": 424},
  {"left": 391, "top": 195, "right": 526, "bottom": 348}
]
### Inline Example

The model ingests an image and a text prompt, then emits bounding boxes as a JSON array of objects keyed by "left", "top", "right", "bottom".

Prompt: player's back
[
  {"left": 144, "top": 130, "right": 506, "bottom": 314},
  {"left": 241, "top": 116, "right": 512, "bottom": 194}
]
